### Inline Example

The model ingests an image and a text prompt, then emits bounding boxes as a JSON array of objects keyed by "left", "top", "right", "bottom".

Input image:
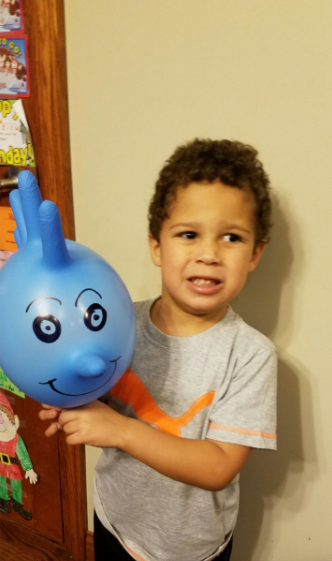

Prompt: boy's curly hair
[{"left": 148, "top": 139, "right": 272, "bottom": 246}]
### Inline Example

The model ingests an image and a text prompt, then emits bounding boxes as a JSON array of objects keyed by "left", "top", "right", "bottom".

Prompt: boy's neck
[{"left": 150, "top": 298, "right": 228, "bottom": 337}]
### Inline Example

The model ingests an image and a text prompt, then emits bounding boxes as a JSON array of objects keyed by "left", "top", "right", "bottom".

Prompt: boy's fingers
[
  {"left": 39, "top": 408, "right": 59, "bottom": 421},
  {"left": 41, "top": 403, "right": 62, "bottom": 411},
  {"left": 45, "top": 422, "right": 62, "bottom": 437}
]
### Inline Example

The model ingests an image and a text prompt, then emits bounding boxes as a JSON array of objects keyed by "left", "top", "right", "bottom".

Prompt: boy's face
[{"left": 149, "top": 181, "right": 265, "bottom": 324}]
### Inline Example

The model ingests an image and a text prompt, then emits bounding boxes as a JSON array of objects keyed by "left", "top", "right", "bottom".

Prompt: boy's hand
[
  {"left": 57, "top": 400, "right": 128, "bottom": 448},
  {"left": 39, "top": 404, "right": 63, "bottom": 437}
]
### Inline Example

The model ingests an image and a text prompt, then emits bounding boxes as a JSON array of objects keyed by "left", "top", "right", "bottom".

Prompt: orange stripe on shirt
[
  {"left": 113, "top": 529, "right": 148, "bottom": 561},
  {"left": 111, "top": 368, "right": 215, "bottom": 437},
  {"left": 122, "top": 542, "right": 147, "bottom": 561},
  {"left": 209, "top": 422, "right": 276, "bottom": 440}
]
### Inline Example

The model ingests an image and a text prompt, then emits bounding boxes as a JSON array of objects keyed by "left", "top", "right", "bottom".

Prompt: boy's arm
[
  {"left": 40, "top": 400, "right": 250, "bottom": 491},
  {"left": 120, "top": 413, "right": 251, "bottom": 491}
]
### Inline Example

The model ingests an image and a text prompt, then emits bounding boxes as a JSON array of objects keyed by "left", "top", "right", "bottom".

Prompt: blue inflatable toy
[{"left": 0, "top": 171, "right": 136, "bottom": 408}]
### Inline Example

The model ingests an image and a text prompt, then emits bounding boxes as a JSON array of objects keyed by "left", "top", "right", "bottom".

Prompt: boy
[{"left": 40, "top": 139, "right": 277, "bottom": 561}]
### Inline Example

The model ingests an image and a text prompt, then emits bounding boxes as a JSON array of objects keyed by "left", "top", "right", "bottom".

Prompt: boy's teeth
[{"left": 191, "top": 278, "right": 218, "bottom": 286}]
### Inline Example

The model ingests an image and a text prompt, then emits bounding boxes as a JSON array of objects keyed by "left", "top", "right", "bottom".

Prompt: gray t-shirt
[{"left": 94, "top": 300, "right": 277, "bottom": 561}]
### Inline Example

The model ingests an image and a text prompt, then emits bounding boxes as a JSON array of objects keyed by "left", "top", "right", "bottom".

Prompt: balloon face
[{"left": 0, "top": 172, "right": 136, "bottom": 408}]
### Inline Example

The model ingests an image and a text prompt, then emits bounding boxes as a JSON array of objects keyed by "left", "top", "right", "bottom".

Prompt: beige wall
[{"left": 64, "top": 2, "right": 332, "bottom": 559}]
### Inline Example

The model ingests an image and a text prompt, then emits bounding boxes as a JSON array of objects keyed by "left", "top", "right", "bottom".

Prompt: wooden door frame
[{"left": 0, "top": 1, "right": 87, "bottom": 560}]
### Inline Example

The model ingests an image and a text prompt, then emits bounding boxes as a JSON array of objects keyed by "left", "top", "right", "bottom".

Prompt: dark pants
[{"left": 94, "top": 512, "right": 232, "bottom": 561}]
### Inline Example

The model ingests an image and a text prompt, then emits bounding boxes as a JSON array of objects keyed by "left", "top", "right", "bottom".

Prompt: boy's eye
[
  {"left": 224, "top": 233, "right": 241, "bottom": 243},
  {"left": 179, "top": 231, "right": 196, "bottom": 239}
]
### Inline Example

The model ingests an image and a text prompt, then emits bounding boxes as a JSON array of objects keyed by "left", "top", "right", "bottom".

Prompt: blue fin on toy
[
  {"left": 9, "top": 189, "right": 27, "bottom": 248},
  {"left": 17, "top": 171, "right": 43, "bottom": 243},
  {"left": 39, "top": 201, "right": 71, "bottom": 269}
]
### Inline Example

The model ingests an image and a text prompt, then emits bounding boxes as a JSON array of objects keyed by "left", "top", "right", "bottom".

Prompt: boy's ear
[
  {"left": 248, "top": 242, "right": 266, "bottom": 272},
  {"left": 148, "top": 233, "right": 162, "bottom": 267}
]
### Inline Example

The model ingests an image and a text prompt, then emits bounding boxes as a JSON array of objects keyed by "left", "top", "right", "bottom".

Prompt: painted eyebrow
[
  {"left": 26, "top": 297, "right": 62, "bottom": 313},
  {"left": 75, "top": 288, "right": 102, "bottom": 307}
]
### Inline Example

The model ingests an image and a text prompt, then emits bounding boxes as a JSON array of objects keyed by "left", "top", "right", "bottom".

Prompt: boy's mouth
[
  {"left": 187, "top": 277, "right": 223, "bottom": 295},
  {"left": 189, "top": 277, "right": 221, "bottom": 286}
]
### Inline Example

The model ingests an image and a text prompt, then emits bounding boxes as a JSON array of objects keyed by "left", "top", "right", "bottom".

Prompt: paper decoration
[
  {"left": 0, "top": 390, "right": 37, "bottom": 520},
  {"left": 0, "top": 0, "right": 24, "bottom": 33},
  {"left": 0, "top": 35, "right": 29, "bottom": 97},
  {"left": 0, "top": 367, "right": 25, "bottom": 398},
  {"left": 0, "top": 99, "right": 35, "bottom": 166}
]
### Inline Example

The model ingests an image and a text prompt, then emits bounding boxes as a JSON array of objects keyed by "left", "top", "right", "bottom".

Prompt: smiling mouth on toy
[{"left": 39, "top": 357, "right": 121, "bottom": 396}]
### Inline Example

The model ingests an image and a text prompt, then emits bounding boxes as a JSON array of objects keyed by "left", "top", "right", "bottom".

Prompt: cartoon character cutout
[
  {"left": 0, "top": 391, "right": 38, "bottom": 520},
  {"left": 0, "top": 171, "right": 136, "bottom": 408}
]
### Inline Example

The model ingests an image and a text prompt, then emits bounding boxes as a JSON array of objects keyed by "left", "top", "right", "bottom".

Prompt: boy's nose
[
  {"left": 196, "top": 241, "right": 221, "bottom": 264},
  {"left": 75, "top": 354, "right": 107, "bottom": 378}
]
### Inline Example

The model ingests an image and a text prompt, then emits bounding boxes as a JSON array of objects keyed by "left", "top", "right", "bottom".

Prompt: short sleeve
[{"left": 207, "top": 349, "right": 277, "bottom": 450}]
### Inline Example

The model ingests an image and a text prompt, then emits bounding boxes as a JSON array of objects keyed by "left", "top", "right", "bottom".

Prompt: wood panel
[
  {"left": 21, "top": 0, "right": 75, "bottom": 240},
  {"left": 0, "top": 515, "right": 70, "bottom": 561},
  {"left": 86, "top": 531, "right": 95, "bottom": 561}
]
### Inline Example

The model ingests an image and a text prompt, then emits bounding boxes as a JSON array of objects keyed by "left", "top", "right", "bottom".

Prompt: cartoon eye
[
  {"left": 33, "top": 315, "right": 61, "bottom": 343},
  {"left": 84, "top": 303, "right": 107, "bottom": 332}
]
